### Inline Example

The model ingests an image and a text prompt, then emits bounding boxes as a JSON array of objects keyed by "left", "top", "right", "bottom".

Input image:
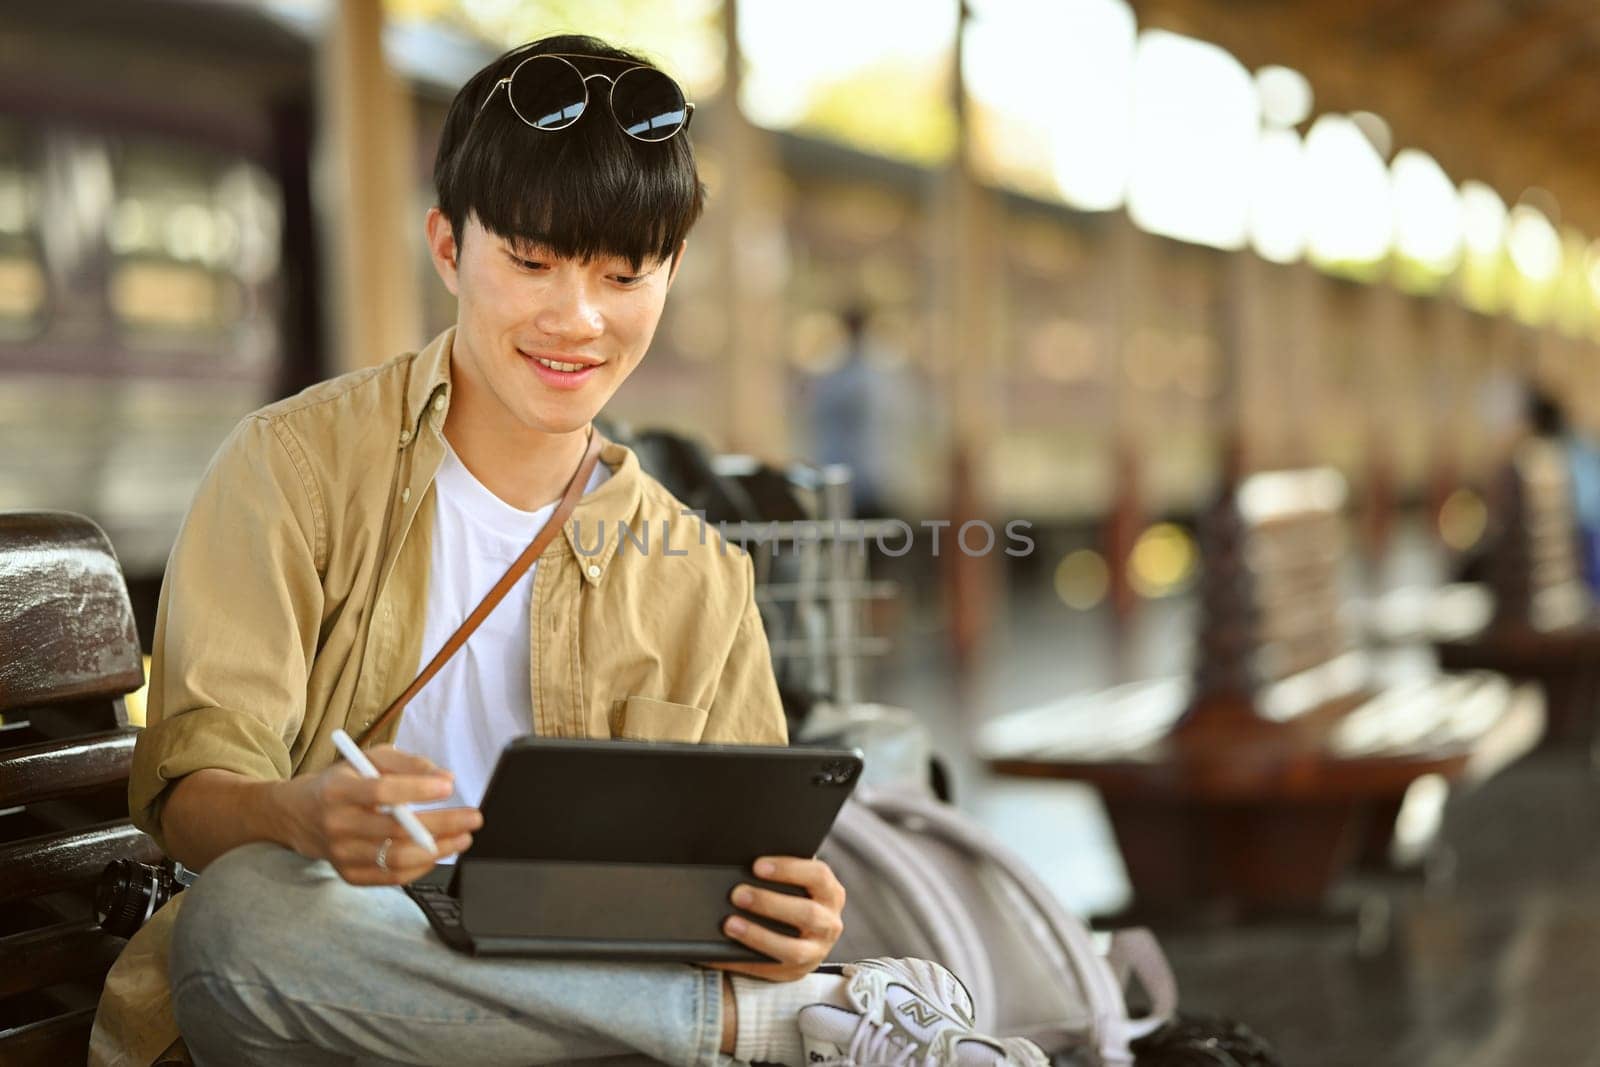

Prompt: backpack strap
[
  {"left": 1106, "top": 928, "right": 1179, "bottom": 1028},
  {"left": 856, "top": 785, "right": 1174, "bottom": 1060}
]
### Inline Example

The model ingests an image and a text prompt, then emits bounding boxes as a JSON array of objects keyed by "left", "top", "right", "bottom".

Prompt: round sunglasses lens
[
  {"left": 610, "top": 67, "right": 688, "bottom": 142},
  {"left": 507, "top": 56, "right": 588, "bottom": 130}
]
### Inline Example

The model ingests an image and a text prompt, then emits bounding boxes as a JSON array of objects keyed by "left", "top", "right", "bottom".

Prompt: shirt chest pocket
[{"left": 609, "top": 695, "right": 709, "bottom": 743}]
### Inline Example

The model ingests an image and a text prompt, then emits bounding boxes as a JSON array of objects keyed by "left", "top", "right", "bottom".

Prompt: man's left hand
[{"left": 705, "top": 855, "right": 846, "bottom": 982}]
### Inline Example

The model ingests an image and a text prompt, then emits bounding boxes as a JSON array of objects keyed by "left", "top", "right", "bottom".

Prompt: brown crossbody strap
[{"left": 356, "top": 427, "right": 607, "bottom": 747}]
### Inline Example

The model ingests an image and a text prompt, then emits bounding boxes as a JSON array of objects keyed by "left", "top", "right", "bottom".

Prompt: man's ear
[
  {"left": 425, "top": 207, "right": 460, "bottom": 296},
  {"left": 665, "top": 240, "right": 688, "bottom": 291}
]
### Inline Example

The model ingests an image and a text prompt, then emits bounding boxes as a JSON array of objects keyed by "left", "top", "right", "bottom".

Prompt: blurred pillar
[
  {"left": 1283, "top": 262, "right": 1323, "bottom": 467},
  {"left": 1103, "top": 216, "right": 1144, "bottom": 639},
  {"left": 713, "top": 1, "right": 787, "bottom": 457},
  {"left": 1485, "top": 313, "right": 1526, "bottom": 470},
  {"left": 937, "top": 0, "right": 1000, "bottom": 679},
  {"left": 1230, "top": 250, "right": 1274, "bottom": 470},
  {"left": 271, "top": 96, "right": 327, "bottom": 398},
  {"left": 1360, "top": 282, "right": 1401, "bottom": 566},
  {"left": 317, "top": 0, "right": 422, "bottom": 372},
  {"left": 1426, "top": 296, "right": 1469, "bottom": 545},
  {"left": 1210, "top": 239, "right": 1246, "bottom": 480},
  {"left": 1534, "top": 323, "right": 1565, "bottom": 396}
]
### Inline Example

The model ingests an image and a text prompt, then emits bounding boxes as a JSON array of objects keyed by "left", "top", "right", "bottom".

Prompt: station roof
[{"left": 1135, "top": 0, "right": 1600, "bottom": 234}]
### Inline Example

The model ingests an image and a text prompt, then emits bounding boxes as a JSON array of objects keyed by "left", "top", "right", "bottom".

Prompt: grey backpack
[{"left": 819, "top": 782, "right": 1177, "bottom": 1066}]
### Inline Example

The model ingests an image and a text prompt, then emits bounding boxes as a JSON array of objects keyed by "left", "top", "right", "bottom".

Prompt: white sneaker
[{"left": 796, "top": 958, "right": 1048, "bottom": 1066}]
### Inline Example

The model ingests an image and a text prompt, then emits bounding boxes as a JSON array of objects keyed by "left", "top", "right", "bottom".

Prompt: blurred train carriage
[{"left": 1, "top": 2, "right": 317, "bottom": 639}]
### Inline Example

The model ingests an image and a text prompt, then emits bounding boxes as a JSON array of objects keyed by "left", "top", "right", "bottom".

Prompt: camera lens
[{"left": 96, "top": 859, "right": 178, "bottom": 938}]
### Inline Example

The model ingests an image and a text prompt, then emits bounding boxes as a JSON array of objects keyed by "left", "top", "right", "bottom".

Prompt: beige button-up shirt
[{"left": 91, "top": 327, "right": 788, "bottom": 1065}]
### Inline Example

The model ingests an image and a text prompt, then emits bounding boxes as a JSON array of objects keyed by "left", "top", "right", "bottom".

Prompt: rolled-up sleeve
[
  {"left": 129, "top": 415, "right": 325, "bottom": 851},
  {"left": 701, "top": 552, "right": 788, "bottom": 746}
]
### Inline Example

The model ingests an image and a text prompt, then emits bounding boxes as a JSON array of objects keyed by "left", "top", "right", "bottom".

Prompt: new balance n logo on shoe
[{"left": 900, "top": 1001, "right": 944, "bottom": 1028}]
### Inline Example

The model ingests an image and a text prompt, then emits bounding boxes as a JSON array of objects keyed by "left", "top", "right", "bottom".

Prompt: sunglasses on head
[{"left": 475, "top": 53, "right": 696, "bottom": 144}]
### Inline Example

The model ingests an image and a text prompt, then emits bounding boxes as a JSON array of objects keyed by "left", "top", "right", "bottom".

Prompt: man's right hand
[{"left": 278, "top": 744, "right": 483, "bottom": 886}]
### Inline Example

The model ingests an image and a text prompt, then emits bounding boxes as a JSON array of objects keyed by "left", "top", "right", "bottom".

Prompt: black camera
[{"left": 96, "top": 859, "right": 196, "bottom": 938}]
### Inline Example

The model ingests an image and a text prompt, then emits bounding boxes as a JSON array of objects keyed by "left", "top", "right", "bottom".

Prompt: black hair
[
  {"left": 433, "top": 34, "right": 706, "bottom": 272},
  {"left": 1527, "top": 388, "right": 1566, "bottom": 438},
  {"left": 839, "top": 302, "right": 871, "bottom": 338}
]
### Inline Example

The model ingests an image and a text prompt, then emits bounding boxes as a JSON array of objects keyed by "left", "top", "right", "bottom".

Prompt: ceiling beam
[
  {"left": 1361, "top": 0, "right": 1504, "bottom": 53},
  {"left": 1431, "top": 0, "right": 1590, "bottom": 69},
  {"left": 1434, "top": 1, "right": 1600, "bottom": 107}
]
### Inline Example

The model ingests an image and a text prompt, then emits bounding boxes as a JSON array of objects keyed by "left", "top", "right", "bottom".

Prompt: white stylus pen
[{"left": 330, "top": 729, "right": 439, "bottom": 855}]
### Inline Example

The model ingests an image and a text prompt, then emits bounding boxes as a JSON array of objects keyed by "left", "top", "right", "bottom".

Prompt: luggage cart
[{"left": 711, "top": 458, "right": 900, "bottom": 713}]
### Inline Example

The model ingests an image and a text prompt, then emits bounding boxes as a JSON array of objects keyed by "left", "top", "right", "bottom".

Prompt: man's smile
[{"left": 518, "top": 348, "right": 605, "bottom": 390}]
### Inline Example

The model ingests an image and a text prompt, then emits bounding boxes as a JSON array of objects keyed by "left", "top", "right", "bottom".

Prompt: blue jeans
[{"left": 169, "top": 843, "right": 735, "bottom": 1066}]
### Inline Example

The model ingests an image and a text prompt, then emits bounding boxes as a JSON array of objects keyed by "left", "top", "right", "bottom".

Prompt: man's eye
[
  {"left": 511, "top": 255, "right": 546, "bottom": 271},
  {"left": 615, "top": 274, "right": 646, "bottom": 286}
]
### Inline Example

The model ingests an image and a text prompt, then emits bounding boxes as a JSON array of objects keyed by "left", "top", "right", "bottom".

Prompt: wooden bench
[
  {"left": 0, "top": 512, "right": 161, "bottom": 1066},
  {"left": 980, "top": 469, "right": 1544, "bottom": 917},
  {"left": 1432, "top": 439, "right": 1600, "bottom": 749}
]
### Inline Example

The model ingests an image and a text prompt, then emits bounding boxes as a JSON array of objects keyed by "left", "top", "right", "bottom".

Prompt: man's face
[{"left": 426, "top": 210, "right": 679, "bottom": 436}]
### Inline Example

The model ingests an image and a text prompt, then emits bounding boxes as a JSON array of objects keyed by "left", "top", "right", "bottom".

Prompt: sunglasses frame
[{"left": 476, "top": 53, "right": 696, "bottom": 143}]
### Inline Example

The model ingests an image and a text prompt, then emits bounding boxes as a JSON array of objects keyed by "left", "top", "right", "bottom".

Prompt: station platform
[{"left": 870, "top": 528, "right": 1600, "bottom": 1065}]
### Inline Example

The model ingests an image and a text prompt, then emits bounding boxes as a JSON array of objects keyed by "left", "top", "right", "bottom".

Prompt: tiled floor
[
  {"left": 863, "top": 540, "right": 1600, "bottom": 1065},
  {"left": 1153, "top": 753, "right": 1600, "bottom": 1066}
]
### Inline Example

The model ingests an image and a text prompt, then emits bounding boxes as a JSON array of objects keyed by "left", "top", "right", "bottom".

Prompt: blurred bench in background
[
  {"left": 981, "top": 469, "right": 1543, "bottom": 919},
  {"left": 1432, "top": 440, "right": 1600, "bottom": 750},
  {"left": 0, "top": 512, "right": 159, "bottom": 1066}
]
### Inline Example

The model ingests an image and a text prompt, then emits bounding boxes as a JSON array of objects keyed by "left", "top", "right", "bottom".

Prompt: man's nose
[{"left": 535, "top": 272, "right": 605, "bottom": 341}]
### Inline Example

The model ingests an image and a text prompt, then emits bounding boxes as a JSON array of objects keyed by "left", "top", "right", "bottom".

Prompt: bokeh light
[
  {"left": 738, "top": 0, "right": 956, "bottom": 165},
  {"left": 1129, "top": 523, "right": 1198, "bottom": 598},
  {"left": 1255, "top": 64, "right": 1312, "bottom": 128},
  {"left": 1438, "top": 488, "right": 1489, "bottom": 552},
  {"left": 1054, "top": 549, "right": 1110, "bottom": 610},
  {"left": 1249, "top": 126, "right": 1307, "bottom": 264},
  {"left": 1391, "top": 148, "right": 1463, "bottom": 276},
  {"left": 1303, "top": 114, "right": 1392, "bottom": 270},
  {"left": 1127, "top": 30, "right": 1256, "bottom": 251},
  {"left": 1508, "top": 203, "right": 1562, "bottom": 284}
]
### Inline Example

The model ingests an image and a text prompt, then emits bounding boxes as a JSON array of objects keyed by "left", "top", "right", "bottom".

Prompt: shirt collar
[
  {"left": 560, "top": 439, "right": 643, "bottom": 586},
  {"left": 403, "top": 326, "right": 456, "bottom": 444}
]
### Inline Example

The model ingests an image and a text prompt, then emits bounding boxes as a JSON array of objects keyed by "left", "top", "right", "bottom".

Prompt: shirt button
[
  {"left": 401, "top": 487, "right": 411, "bottom": 503},
  {"left": 433, "top": 395, "right": 446, "bottom": 412},
  {"left": 398, "top": 428, "right": 412, "bottom": 445},
  {"left": 587, "top": 564, "right": 601, "bottom": 579}
]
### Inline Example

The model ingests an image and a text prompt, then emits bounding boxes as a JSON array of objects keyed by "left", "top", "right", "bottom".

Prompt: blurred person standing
[
  {"left": 1528, "top": 389, "right": 1600, "bottom": 592},
  {"left": 802, "top": 304, "right": 928, "bottom": 652},
  {"left": 805, "top": 303, "right": 918, "bottom": 520}
]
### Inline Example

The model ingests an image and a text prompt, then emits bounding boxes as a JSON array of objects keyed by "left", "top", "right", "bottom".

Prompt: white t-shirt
[{"left": 395, "top": 441, "right": 610, "bottom": 815}]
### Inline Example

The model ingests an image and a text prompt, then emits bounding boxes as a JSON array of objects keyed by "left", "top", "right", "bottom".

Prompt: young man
[{"left": 91, "top": 34, "right": 1046, "bottom": 1067}]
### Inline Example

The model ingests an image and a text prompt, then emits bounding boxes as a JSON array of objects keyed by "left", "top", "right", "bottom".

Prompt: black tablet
[{"left": 405, "top": 738, "right": 863, "bottom": 960}]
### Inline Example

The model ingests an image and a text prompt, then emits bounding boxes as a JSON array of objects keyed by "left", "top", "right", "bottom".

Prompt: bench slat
[
  {"left": 0, "top": 1007, "right": 96, "bottom": 1067},
  {"left": 0, "top": 512, "right": 144, "bottom": 714},
  {"left": 0, "top": 730, "right": 137, "bottom": 808},
  {"left": 0, "top": 822, "right": 160, "bottom": 905},
  {"left": 0, "top": 920, "right": 123, "bottom": 998},
  {"left": 0, "top": 511, "right": 149, "bottom": 1044}
]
